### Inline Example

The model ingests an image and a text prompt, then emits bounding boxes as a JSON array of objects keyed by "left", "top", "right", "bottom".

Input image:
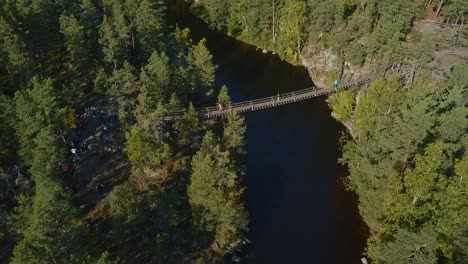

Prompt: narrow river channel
[{"left": 168, "top": 1, "right": 368, "bottom": 263}]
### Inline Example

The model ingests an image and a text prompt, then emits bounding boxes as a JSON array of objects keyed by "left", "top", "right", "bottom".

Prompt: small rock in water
[
  {"left": 262, "top": 49, "right": 268, "bottom": 53},
  {"left": 361, "top": 257, "right": 368, "bottom": 264}
]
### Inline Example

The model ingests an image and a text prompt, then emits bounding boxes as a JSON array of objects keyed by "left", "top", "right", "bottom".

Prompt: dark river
[{"left": 168, "top": 1, "right": 368, "bottom": 263}]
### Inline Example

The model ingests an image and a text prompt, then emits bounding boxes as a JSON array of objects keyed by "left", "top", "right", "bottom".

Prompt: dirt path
[{"left": 69, "top": 104, "right": 129, "bottom": 209}]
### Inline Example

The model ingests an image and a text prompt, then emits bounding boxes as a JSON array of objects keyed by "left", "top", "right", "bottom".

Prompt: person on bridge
[
  {"left": 333, "top": 79, "right": 340, "bottom": 90},
  {"left": 218, "top": 103, "right": 223, "bottom": 111}
]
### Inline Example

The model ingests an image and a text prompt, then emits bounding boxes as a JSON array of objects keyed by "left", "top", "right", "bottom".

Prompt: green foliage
[
  {"left": 96, "top": 252, "right": 119, "bottom": 264},
  {"left": 448, "top": 63, "right": 468, "bottom": 90},
  {"left": 0, "top": 17, "right": 30, "bottom": 88},
  {"left": 108, "top": 181, "right": 141, "bottom": 221},
  {"left": 327, "top": 90, "right": 356, "bottom": 122},
  {"left": 59, "top": 14, "right": 90, "bottom": 74},
  {"left": 188, "top": 132, "right": 248, "bottom": 249},
  {"left": 217, "top": 85, "right": 231, "bottom": 108},
  {"left": 192, "top": 0, "right": 423, "bottom": 65},
  {"left": 126, "top": 125, "right": 171, "bottom": 176},
  {"left": 344, "top": 41, "right": 366, "bottom": 66},
  {"left": 0, "top": 94, "right": 16, "bottom": 165},
  {"left": 187, "top": 38, "right": 217, "bottom": 99},
  {"left": 445, "top": 0, "right": 468, "bottom": 22},
  {"left": 408, "top": 35, "right": 436, "bottom": 71},
  {"left": 14, "top": 77, "right": 66, "bottom": 165},
  {"left": 1, "top": 0, "right": 247, "bottom": 262},
  {"left": 355, "top": 79, "right": 404, "bottom": 138},
  {"left": 99, "top": 15, "right": 130, "bottom": 68},
  {"left": 99, "top": 0, "right": 166, "bottom": 67},
  {"left": 277, "top": 0, "right": 308, "bottom": 61},
  {"left": 341, "top": 65, "right": 468, "bottom": 262},
  {"left": 140, "top": 51, "right": 172, "bottom": 102},
  {"left": 108, "top": 62, "right": 138, "bottom": 126},
  {"left": 435, "top": 155, "right": 468, "bottom": 260},
  {"left": 193, "top": 0, "right": 308, "bottom": 61},
  {"left": 9, "top": 194, "right": 32, "bottom": 235},
  {"left": 380, "top": 80, "right": 438, "bottom": 162},
  {"left": 369, "top": 225, "right": 438, "bottom": 264},
  {"left": 131, "top": 0, "right": 166, "bottom": 61},
  {"left": 173, "top": 103, "right": 202, "bottom": 149},
  {"left": 384, "top": 142, "right": 445, "bottom": 226},
  {"left": 192, "top": 0, "right": 230, "bottom": 31},
  {"left": 11, "top": 127, "right": 94, "bottom": 264},
  {"left": 223, "top": 113, "right": 246, "bottom": 152}
]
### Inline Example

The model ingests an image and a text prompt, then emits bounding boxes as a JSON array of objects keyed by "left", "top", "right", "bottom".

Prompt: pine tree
[
  {"left": 140, "top": 51, "right": 172, "bottom": 102},
  {"left": 217, "top": 85, "right": 231, "bottom": 108},
  {"left": 173, "top": 103, "right": 202, "bottom": 149},
  {"left": 99, "top": 15, "right": 130, "bottom": 68},
  {"left": 0, "top": 18, "right": 30, "bottom": 88},
  {"left": 0, "top": 94, "right": 16, "bottom": 166},
  {"left": 223, "top": 113, "right": 246, "bottom": 152},
  {"left": 326, "top": 90, "right": 356, "bottom": 123},
  {"left": 14, "top": 77, "right": 66, "bottom": 166},
  {"left": 188, "top": 131, "right": 248, "bottom": 249},
  {"left": 11, "top": 128, "right": 93, "bottom": 264},
  {"left": 133, "top": 0, "right": 166, "bottom": 61},
  {"left": 369, "top": 225, "right": 438, "bottom": 264},
  {"left": 108, "top": 62, "right": 137, "bottom": 126},
  {"left": 187, "top": 38, "right": 217, "bottom": 100},
  {"left": 59, "top": 14, "right": 89, "bottom": 73}
]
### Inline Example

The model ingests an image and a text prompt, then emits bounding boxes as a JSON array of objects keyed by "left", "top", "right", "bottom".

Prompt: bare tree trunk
[
  {"left": 426, "top": 0, "right": 434, "bottom": 8},
  {"left": 48, "top": 249, "right": 58, "bottom": 264},
  {"left": 5, "top": 65, "right": 12, "bottom": 79},
  {"left": 296, "top": 20, "right": 301, "bottom": 60},
  {"left": 435, "top": 0, "right": 445, "bottom": 18},
  {"left": 452, "top": 16, "right": 459, "bottom": 33},
  {"left": 272, "top": 0, "right": 276, "bottom": 43}
]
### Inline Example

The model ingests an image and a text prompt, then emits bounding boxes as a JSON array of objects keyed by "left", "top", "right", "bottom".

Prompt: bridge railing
[{"left": 163, "top": 72, "right": 379, "bottom": 120}]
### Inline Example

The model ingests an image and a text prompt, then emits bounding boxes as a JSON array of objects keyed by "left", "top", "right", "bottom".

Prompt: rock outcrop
[{"left": 301, "top": 46, "right": 374, "bottom": 88}]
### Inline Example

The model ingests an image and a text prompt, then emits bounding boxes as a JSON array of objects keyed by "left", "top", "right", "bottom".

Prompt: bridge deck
[{"left": 164, "top": 73, "right": 378, "bottom": 120}]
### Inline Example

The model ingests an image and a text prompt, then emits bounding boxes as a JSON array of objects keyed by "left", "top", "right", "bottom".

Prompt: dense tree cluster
[
  {"left": 191, "top": 0, "right": 422, "bottom": 63},
  {"left": 192, "top": 0, "right": 466, "bottom": 65},
  {"left": 192, "top": 2, "right": 467, "bottom": 262},
  {"left": 0, "top": 0, "right": 247, "bottom": 263},
  {"left": 328, "top": 64, "right": 468, "bottom": 263}
]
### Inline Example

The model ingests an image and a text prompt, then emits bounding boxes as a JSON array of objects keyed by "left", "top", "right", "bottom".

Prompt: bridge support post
[
  {"left": 250, "top": 101, "right": 253, "bottom": 110},
  {"left": 206, "top": 107, "right": 209, "bottom": 118},
  {"left": 293, "top": 92, "right": 296, "bottom": 102}
]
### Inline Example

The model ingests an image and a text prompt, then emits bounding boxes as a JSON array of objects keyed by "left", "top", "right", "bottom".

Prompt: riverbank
[
  {"left": 169, "top": 1, "right": 369, "bottom": 263},
  {"left": 183, "top": 1, "right": 468, "bottom": 263}
]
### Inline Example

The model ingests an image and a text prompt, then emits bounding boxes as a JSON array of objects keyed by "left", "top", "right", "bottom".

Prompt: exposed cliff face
[
  {"left": 301, "top": 46, "right": 375, "bottom": 139},
  {"left": 300, "top": 46, "right": 374, "bottom": 89}
]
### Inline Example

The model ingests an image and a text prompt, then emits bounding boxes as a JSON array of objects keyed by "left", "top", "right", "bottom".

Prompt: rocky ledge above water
[{"left": 300, "top": 46, "right": 374, "bottom": 88}]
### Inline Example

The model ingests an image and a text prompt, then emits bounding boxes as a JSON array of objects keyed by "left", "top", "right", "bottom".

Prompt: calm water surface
[{"left": 168, "top": 2, "right": 368, "bottom": 263}]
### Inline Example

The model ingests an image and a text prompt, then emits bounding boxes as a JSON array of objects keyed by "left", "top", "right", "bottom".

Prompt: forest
[
  {"left": 192, "top": 0, "right": 467, "bottom": 64},
  {"left": 0, "top": 0, "right": 248, "bottom": 263},
  {"left": 191, "top": 0, "right": 468, "bottom": 263},
  {"left": 0, "top": 0, "right": 467, "bottom": 263}
]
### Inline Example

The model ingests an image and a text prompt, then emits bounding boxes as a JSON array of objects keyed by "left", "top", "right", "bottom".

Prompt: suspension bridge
[{"left": 164, "top": 72, "right": 381, "bottom": 120}]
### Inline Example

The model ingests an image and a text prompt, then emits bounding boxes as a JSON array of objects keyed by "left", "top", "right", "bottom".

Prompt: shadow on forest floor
[{"left": 66, "top": 98, "right": 130, "bottom": 212}]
